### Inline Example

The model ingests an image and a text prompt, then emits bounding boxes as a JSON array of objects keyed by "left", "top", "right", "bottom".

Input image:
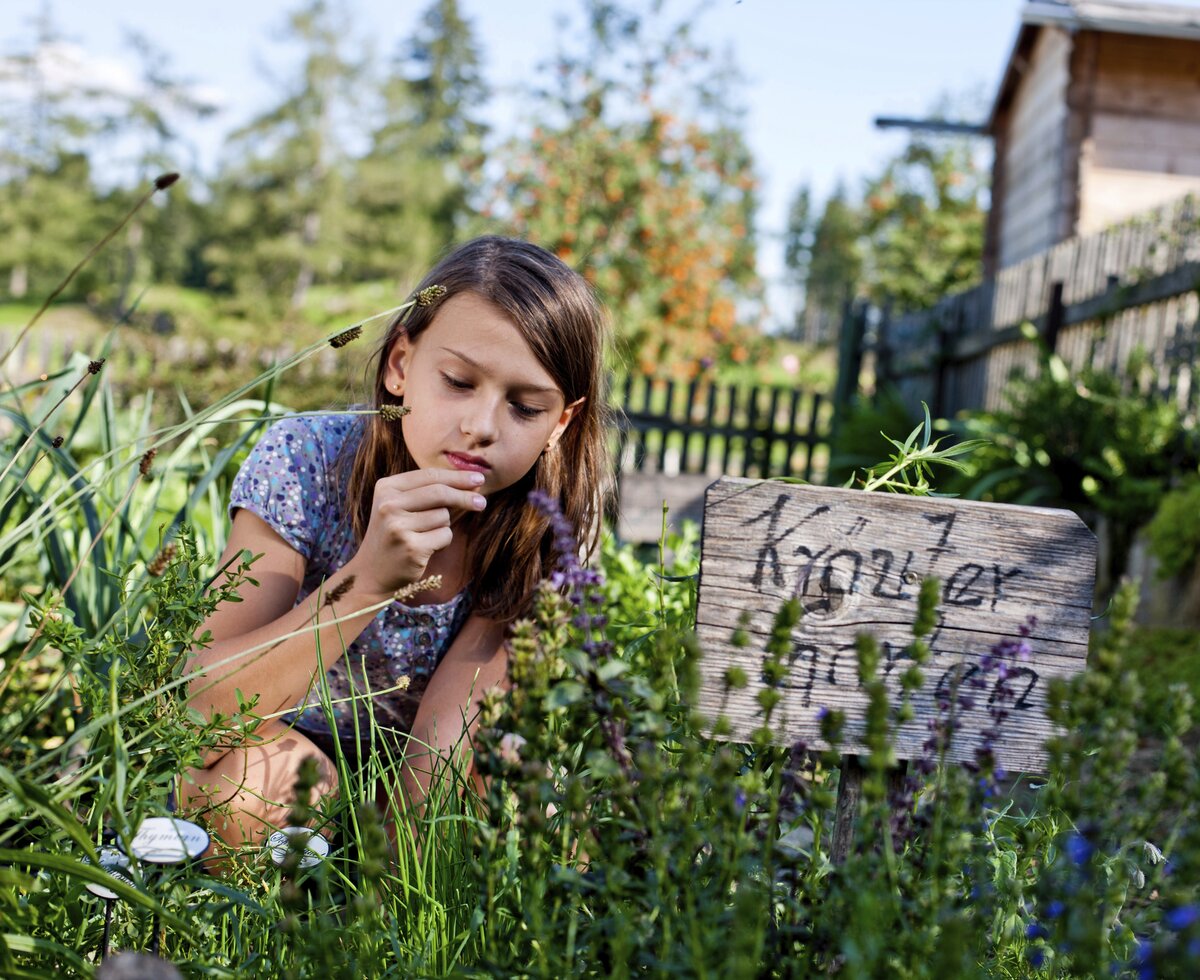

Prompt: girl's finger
[{"left": 379, "top": 483, "right": 487, "bottom": 516}]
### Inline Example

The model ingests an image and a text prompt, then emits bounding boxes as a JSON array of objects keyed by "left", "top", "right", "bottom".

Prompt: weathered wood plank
[{"left": 694, "top": 479, "right": 1097, "bottom": 773}]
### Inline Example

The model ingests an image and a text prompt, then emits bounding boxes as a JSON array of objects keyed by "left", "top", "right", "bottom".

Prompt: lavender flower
[{"left": 528, "top": 489, "right": 610, "bottom": 658}]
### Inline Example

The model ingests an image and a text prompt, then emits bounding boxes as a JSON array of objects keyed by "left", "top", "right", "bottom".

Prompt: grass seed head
[
  {"left": 147, "top": 543, "right": 177, "bottom": 577},
  {"left": 379, "top": 403, "right": 411, "bottom": 422},
  {"left": 416, "top": 284, "right": 447, "bottom": 307},
  {"left": 329, "top": 325, "right": 362, "bottom": 349}
]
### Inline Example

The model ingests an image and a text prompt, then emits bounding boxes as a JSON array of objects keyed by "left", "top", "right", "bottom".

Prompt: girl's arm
[
  {"left": 401, "top": 613, "right": 510, "bottom": 808},
  {"left": 189, "top": 467, "right": 488, "bottom": 764},
  {"left": 187, "top": 510, "right": 393, "bottom": 759}
]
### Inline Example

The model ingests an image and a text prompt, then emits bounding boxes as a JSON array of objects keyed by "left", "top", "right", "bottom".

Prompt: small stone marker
[
  {"left": 266, "top": 827, "right": 329, "bottom": 869},
  {"left": 695, "top": 478, "right": 1097, "bottom": 773},
  {"left": 130, "top": 817, "right": 210, "bottom": 864}
]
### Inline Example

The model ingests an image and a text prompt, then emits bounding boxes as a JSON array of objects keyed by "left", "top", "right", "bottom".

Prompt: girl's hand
[{"left": 348, "top": 468, "right": 487, "bottom": 595}]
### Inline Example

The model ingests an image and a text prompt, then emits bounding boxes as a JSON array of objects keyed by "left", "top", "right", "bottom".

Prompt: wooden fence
[
  {"left": 613, "top": 373, "right": 828, "bottom": 481},
  {"left": 611, "top": 374, "right": 831, "bottom": 542},
  {"left": 864, "top": 193, "right": 1200, "bottom": 419}
]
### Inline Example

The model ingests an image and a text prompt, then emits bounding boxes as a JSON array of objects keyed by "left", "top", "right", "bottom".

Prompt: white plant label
[
  {"left": 130, "top": 816, "right": 210, "bottom": 864},
  {"left": 83, "top": 847, "right": 133, "bottom": 900},
  {"left": 267, "top": 827, "right": 330, "bottom": 869}
]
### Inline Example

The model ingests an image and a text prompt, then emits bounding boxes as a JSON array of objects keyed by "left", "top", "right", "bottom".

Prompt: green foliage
[
  {"left": 949, "top": 342, "right": 1199, "bottom": 585},
  {"left": 860, "top": 137, "right": 985, "bottom": 312},
  {"left": 1147, "top": 475, "right": 1200, "bottom": 580},
  {"left": 786, "top": 182, "right": 862, "bottom": 340},
  {"left": 3, "top": 390, "right": 1199, "bottom": 974},
  {"left": 786, "top": 124, "right": 986, "bottom": 334},
  {"left": 837, "top": 401, "right": 984, "bottom": 495},
  {"left": 828, "top": 387, "right": 920, "bottom": 486}
]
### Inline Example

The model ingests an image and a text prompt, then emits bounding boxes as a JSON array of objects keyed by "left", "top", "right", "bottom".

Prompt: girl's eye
[
  {"left": 511, "top": 402, "right": 545, "bottom": 420},
  {"left": 441, "top": 373, "right": 471, "bottom": 390}
]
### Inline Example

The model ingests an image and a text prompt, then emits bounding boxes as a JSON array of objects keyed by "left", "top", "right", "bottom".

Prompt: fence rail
[{"left": 871, "top": 194, "right": 1200, "bottom": 419}]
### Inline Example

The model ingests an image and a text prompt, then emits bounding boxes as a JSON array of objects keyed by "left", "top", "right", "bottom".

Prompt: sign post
[{"left": 694, "top": 478, "right": 1097, "bottom": 854}]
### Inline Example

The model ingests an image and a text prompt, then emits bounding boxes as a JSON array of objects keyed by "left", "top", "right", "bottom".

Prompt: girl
[{"left": 182, "top": 236, "right": 612, "bottom": 853}]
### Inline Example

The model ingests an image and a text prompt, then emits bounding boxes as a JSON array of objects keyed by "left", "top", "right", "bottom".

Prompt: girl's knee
[{"left": 181, "top": 721, "right": 339, "bottom": 854}]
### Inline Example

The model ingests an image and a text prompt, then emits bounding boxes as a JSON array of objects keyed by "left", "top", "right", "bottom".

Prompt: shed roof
[{"left": 987, "top": 0, "right": 1200, "bottom": 131}]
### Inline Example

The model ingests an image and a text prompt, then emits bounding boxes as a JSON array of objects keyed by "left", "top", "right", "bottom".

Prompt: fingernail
[
  {"left": 473, "top": 495, "right": 487, "bottom": 509},
  {"left": 469, "top": 472, "right": 485, "bottom": 484}
]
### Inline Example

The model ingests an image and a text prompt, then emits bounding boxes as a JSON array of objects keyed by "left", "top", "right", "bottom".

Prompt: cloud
[{"left": 0, "top": 40, "right": 224, "bottom": 113}]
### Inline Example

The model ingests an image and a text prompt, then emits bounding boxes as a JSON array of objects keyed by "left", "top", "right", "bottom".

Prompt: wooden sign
[{"left": 695, "top": 478, "right": 1097, "bottom": 773}]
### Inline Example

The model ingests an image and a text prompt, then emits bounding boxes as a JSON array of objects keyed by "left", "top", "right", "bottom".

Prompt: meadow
[{"left": 1, "top": 196, "right": 1198, "bottom": 979}]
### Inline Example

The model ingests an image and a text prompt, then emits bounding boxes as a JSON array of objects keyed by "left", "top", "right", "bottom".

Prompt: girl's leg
[{"left": 180, "top": 718, "right": 338, "bottom": 862}]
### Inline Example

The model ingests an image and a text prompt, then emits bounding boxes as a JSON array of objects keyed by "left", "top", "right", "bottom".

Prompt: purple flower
[
  {"left": 733, "top": 789, "right": 747, "bottom": 812},
  {"left": 528, "top": 489, "right": 610, "bottom": 656}
]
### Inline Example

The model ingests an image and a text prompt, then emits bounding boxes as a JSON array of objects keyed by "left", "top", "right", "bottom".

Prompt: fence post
[
  {"left": 831, "top": 299, "right": 867, "bottom": 448},
  {"left": 1043, "top": 281, "right": 1065, "bottom": 355},
  {"left": 873, "top": 301, "right": 893, "bottom": 401},
  {"left": 931, "top": 314, "right": 953, "bottom": 419}
]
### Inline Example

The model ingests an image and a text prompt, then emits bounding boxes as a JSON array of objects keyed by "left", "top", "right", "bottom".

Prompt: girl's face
[{"left": 384, "top": 291, "right": 582, "bottom": 495}]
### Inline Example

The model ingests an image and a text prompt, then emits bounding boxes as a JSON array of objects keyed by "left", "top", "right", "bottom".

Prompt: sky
[{"left": 0, "top": 0, "right": 1144, "bottom": 327}]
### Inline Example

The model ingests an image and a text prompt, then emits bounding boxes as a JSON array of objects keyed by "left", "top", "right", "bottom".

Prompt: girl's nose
[{"left": 460, "top": 398, "right": 499, "bottom": 444}]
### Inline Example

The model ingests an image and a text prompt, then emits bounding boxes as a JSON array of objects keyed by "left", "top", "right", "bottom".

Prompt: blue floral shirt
[{"left": 228, "top": 412, "right": 470, "bottom": 740}]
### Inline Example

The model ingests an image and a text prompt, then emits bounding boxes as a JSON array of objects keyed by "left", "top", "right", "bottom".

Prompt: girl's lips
[{"left": 446, "top": 452, "right": 491, "bottom": 473}]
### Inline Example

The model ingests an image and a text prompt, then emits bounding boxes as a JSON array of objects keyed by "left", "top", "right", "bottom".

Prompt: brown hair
[{"left": 344, "top": 236, "right": 613, "bottom": 622}]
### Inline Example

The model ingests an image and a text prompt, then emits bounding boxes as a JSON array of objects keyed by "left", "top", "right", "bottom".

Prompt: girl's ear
[
  {"left": 547, "top": 396, "right": 586, "bottom": 451},
  {"left": 383, "top": 332, "right": 412, "bottom": 396}
]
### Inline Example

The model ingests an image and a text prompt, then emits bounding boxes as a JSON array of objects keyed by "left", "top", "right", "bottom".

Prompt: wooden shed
[{"left": 985, "top": 0, "right": 1200, "bottom": 275}]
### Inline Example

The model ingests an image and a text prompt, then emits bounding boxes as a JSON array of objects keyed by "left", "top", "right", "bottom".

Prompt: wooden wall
[
  {"left": 1078, "top": 32, "right": 1200, "bottom": 234},
  {"left": 996, "top": 27, "right": 1073, "bottom": 269}
]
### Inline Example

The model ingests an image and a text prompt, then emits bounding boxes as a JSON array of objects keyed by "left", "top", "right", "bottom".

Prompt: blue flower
[
  {"left": 1026, "top": 921, "right": 1049, "bottom": 940},
  {"left": 1131, "top": 938, "right": 1154, "bottom": 979},
  {"left": 1027, "top": 948, "right": 1045, "bottom": 968},
  {"left": 1164, "top": 905, "right": 1199, "bottom": 930},
  {"left": 1065, "top": 833, "right": 1094, "bottom": 866},
  {"left": 733, "top": 789, "right": 747, "bottom": 812},
  {"left": 1044, "top": 900, "right": 1065, "bottom": 920}
]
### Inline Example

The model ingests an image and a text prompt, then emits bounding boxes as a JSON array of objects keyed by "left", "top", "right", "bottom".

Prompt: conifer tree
[
  {"left": 349, "top": 0, "right": 487, "bottom": 286},
  {"left": 205, "top": 0, "right": 360, "bottom": 314}
]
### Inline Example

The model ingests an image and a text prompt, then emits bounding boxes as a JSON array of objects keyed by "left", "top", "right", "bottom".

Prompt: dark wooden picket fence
[
  {"left": 853, "top": 193, "right": 1200, "bottom": 420},
  {"left": 612, "top": 374, "right": 829, "bottom": 481}
]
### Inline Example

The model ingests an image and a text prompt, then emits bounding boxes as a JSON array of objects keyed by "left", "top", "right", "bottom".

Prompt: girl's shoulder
[
  {"left": 254, "top": 411, "right": 363, "bottom": 466},
  {"left": 230, "top": 411, "right": 365, "bottom": 558}
]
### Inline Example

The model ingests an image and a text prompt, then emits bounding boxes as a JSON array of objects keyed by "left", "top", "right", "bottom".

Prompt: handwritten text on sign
[{"left": 694, "top": 479, "right": 1097, "bottom": 773}]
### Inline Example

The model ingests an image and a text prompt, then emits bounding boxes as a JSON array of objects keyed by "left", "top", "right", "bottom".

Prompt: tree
[
  {"left": 860, "top": 136, "right": 985, "bottom": 312},
  {"left": 348, "top": 0, "right": 488, "bottom": 285},
  {"left": 784, "top": 182, "right": 862, "bottom": 345},
  {"left": 0, "top": 10, "right": 112, "bottom": 301},
  {"left": 204, "top": 0, "right": 360, "bottom": 313},
  {"left": 489, "top": 0, "right": 762, "bottom": 375},
  {"left": 784, "top": 130, "right": 986, "bottom": 343},
  {"left": 0, "top": 13, "right": 216, "bottom": 307}
]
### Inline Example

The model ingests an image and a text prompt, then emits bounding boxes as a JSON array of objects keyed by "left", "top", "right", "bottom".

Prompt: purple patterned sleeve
[{"left": 228, "top": 415, "right": 334, "bottom": 558}]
